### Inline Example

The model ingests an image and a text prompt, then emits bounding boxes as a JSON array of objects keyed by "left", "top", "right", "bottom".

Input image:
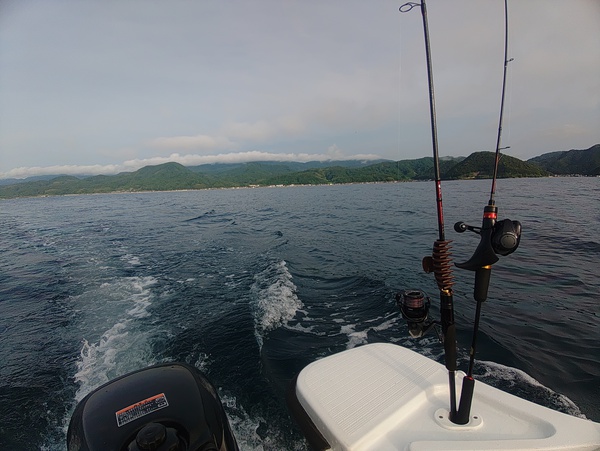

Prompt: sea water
[{"left": 1, "top": 177, "right": 598, "bottom": 450}]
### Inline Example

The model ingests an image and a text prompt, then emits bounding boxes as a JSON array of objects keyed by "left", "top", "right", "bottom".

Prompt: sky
[{"left": 1, "top": 0, "right": 599, "bottom": 179}]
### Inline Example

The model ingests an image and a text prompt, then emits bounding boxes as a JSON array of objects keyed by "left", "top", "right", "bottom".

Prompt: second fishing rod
[{"left": 399, "top": 0, "right": 522, "bottom": 425}]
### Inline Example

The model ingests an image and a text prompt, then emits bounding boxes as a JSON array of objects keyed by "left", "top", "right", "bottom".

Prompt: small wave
[
  {"left": 476, "top": 360, "right": 586, "bottom": 418},
  {"left": 184, "top": 209, "right": 216, "bottom": 221},
  {"left": 250, "top": 260, "right": 303, "bottom": 350}
]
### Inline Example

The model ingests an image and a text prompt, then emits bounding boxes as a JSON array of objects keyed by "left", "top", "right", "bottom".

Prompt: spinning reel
[{"left": 396, "top": 289, "right": 438, "bottom": 338}]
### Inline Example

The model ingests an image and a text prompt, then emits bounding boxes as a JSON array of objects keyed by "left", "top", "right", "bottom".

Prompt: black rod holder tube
[
  {"left": 458, "top": 289, "right": 485, "bottom": 422},
  {"left": 441, "top": 292, "right": 457, "bottom": 418},
  {"left": 455, "top": 376, "right": 475, "bottom": 425}
]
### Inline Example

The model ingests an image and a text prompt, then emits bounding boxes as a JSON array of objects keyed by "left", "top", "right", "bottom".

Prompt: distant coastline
[{"left": 1, "top": 144, "right": 598, "bottom": 199}]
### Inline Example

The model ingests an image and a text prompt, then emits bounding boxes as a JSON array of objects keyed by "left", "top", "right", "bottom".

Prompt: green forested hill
[
  {"left": 444, "top": 152, "right": 549, "bottom": 179},
  {"left": 2, "top": 144, "right": 597, "bottom": 199},
  {"left": 186, "top": 159, "right": 388, "bottom": 174},
  {"left": 0, "top": 162, "right": 208, "bottom": 198},
  {"left": 527, "top": 144, "right": 600, "bottom": 176},
  {"left": 262, "top": 157, "right": 462, "bottom": 185}
]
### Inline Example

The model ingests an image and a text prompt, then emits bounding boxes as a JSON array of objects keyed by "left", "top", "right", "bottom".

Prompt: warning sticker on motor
[{"left": 115, "top": 393, "right": 169, "bottom": 427}]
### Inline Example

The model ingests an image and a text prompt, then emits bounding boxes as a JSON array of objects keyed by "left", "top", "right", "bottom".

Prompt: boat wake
[
  {"left": 220, "top": 393, "right": 306, "bottom": 451},
  {"left": 250, "top": 260, "right": 304, "bottom": 350},
  {"left": 73, "top": 275, "right": 160, "bottom": 401}
]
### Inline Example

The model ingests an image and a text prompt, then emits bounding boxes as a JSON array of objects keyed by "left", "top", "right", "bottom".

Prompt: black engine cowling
[{"left": 67, "top": 362, "right": 239, "bottom": 451}]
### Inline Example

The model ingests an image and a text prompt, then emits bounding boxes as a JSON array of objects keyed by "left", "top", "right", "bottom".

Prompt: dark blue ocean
[{"left": 1, "top": 177, "right": 599, "bottom": 450}]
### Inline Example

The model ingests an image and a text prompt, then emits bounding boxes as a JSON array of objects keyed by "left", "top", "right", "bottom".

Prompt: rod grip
[
  {"left": 474, "top": 266, "right": 492, "bottom": 302},
  {"left": 443, "top": 324, "right": 457, "bottom": 372},
  {"left": 440, "top": 292, "right": 457, "bottom": 372}
]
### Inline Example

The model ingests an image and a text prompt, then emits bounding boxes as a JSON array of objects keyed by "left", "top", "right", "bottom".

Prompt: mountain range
[{"left": 0, "top": 144, "right": 597, "bottom": 199}]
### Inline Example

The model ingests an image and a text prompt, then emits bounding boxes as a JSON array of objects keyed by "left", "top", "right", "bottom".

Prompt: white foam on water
[
  {"left": 340, "top": 324, "right": 369, "bottom": 349},
  {"left": 73, "top": 276, "right": 158, "bottom": 402},
  {"left": 478, "top": 359, "right": 586, "bottom": 418},
  {"left": 220, "top": 393, "right": 305, "bottom": 451},
  {"left": 42, "top": 276, "right": 161, "bottom": 450},
  {"left": 340, "top": 316, "right": 401, "bottom": 349},
  {"left": 372, "top": 317, "right": 399, "bottom": 332},
  {"left": 193, "top": 352, "right": 211, "bottom": 372},
  {"left": 250, "top": 260, "right": 304, "bottom": 350},
  {"left": 121, "top": 253, "right": 141, "bottom": 265},
  {"left": 284, "top": 321, "right": 323, "bottom": 336},
  {"left": 220, "top": 394, "right": 265, "bottom": 450}
]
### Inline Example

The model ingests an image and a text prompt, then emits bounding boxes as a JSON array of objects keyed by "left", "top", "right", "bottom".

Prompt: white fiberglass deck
[{"left": 295, "top": 343, "right": 600, "bottom": 450}]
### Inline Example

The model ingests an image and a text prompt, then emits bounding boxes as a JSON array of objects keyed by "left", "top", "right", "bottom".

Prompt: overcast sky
[{"left": 1, "top": 0, "right": 598, "bottom": 179}]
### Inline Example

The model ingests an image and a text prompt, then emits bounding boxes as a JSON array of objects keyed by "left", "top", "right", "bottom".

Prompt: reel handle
[
  {"left": 455, "top": 206, "right": 521, "bottom": 271},
  {"left": 455, "top": 205, "right": 499, "bottom": 271}
]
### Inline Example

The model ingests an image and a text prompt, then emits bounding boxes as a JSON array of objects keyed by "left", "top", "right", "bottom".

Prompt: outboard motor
[{"left": 67, "top": 362, "right": 239, "bottom": 451}]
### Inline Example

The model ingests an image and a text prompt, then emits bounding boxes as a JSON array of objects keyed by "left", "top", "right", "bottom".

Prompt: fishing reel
[
  {"left": 396, "top": 289, "right": 438, "bottom": 338},
  {"left": 454, "top": 204, "right": 521, "bottom": 303},
  {"left": 455, "top": 205, "right": 521, "bottom": 271},
  {"left": 455, "top": 218, "right": 521, "bottom": 256}
]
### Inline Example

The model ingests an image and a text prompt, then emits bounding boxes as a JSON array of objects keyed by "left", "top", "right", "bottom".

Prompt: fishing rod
[
  {"left": 452, "top": 0, "right": 522, "bottom": 424},
  {"left": 399, "top": 0, "right": 522, "bottom": 425},
  {"left": 399, "top": 0, "right": 458, "bottom": 421},
  {"left": 490, "top": 0, "right": 514, "bottom": 205}
]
